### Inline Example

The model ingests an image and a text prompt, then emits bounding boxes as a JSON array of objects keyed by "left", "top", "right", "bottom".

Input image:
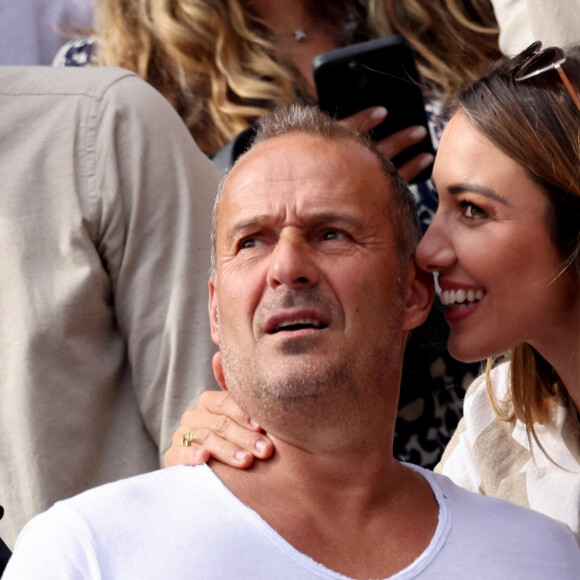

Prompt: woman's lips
[{"left": 438, "top": 283, "right": 486, "bottom": 325}]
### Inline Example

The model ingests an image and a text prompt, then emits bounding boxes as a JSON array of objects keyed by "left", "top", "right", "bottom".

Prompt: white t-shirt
[{"left": 5, "top": 463, "right": 579, "bottom": 579}]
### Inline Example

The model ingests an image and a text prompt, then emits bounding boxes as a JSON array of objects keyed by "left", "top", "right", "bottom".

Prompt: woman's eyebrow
[{"left": 447, "top": 183, "right": 512, "bottom": 206}]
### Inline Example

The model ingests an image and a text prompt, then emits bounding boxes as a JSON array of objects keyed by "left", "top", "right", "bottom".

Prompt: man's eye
[
  {"left": 239, "top": 237, "right": 262, "bottom": 249},
  {"left": 322, "top": 230, "right": 345, "bottom": 241}
]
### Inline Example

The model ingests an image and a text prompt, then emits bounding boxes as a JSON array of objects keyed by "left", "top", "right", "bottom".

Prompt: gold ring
[{"left": 181, "top": 430, "right": 195, "bottom": 447}]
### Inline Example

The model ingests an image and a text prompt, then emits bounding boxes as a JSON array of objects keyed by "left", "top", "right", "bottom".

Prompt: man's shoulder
[
  {"left": 62, "top": 465, "right": 212, "bottom": 514},
  {"left": 7, "top": 465, "right": 257, "bottom": 578},
  {"left": 17, "top": 466, "right": 220, "bottom": 547},
  {"left": 0, "top": 66, "right": 143, "bottom": 102},
  {"left": 430, "top": 464, "right": 542, "bottom": 519},
  {"left": 425, "top": 467, "right": 578, "bottom": 548}
]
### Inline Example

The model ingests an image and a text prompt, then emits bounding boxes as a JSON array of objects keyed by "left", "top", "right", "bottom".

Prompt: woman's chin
[{"left": 447, "top": 335, "right": 491, "bottom": 365}]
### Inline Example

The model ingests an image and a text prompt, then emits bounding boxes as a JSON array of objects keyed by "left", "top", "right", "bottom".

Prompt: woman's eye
[{"left": 460, "top": 201, "right": 487, "bottom": 220}]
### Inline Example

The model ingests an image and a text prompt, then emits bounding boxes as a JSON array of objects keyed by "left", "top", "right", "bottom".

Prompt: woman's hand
[
  {"left": 339, "top": 106, "right": 435, "bottom": 183},
  {"left": 164, "top": 390, "right": 275, "bottom": 469}
]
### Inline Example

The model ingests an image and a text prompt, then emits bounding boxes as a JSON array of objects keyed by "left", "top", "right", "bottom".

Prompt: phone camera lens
[{"left": 347, "top": 60, "right": 367, "bottom": 90}]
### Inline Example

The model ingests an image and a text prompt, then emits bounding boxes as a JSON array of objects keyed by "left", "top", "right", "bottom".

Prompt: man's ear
[
  {"left": 402, "top": 260, "right": 434, "bottom": 331},
  {"left": 208, "top": 276, "right": 220, "bottom": 346}
]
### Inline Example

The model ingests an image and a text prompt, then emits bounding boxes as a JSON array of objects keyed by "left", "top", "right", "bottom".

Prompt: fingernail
[
  {"left": 235, "top": 450, "right": 250, "bottom": 463},
  {"left": 255, "top": 439, "right": 268, "bottom": 453},
  {"left": 249, "top": 418, "right": 260, "bottom": 429},
  {"left": 369, "top": 106, "right": 387, "bottom": 121},
  {"left": 409, "top": 126, "right": 428, "bottom": 139}
]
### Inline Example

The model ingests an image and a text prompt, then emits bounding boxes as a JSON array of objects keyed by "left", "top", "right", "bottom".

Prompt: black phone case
[{"left": 313, "top": 35, "right": 434, "bottom": 183}]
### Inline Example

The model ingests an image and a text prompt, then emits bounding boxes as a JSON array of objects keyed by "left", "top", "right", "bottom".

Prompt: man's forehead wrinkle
[
  {"left": 231, "top": 175, "right": 320, "bottom": 196},
  {"left": 217, "top": 134, "right": 393, "bottom": 250},
  {"left": 225, "top": 211, "right": 287, "bottom": 244},
  {"left": 223, "top": 172, "right": 340, "bottom": 214},
  {"left": 222, "top": 207, "right": 369, "bottom": 255},
  {"left": 229, "top": 138, "right": 356, "bottom": 188}
]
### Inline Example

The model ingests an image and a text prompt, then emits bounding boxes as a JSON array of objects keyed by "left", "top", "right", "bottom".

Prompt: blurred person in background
[
  {"left": 0, "top": 66, "right": 220, "bottom": 549},
  {"left": 0, "top": 0, "right": 92, "bottom": 65}
]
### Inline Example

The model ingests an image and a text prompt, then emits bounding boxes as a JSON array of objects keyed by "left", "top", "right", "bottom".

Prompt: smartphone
[{"left": 313, "top": 35, "right": 434, "bottom": 183}]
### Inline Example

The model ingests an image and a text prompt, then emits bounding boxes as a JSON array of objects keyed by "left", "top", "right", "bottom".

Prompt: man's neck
[{"left": 210, "top": 428, "right": 439, "bottom": 578}]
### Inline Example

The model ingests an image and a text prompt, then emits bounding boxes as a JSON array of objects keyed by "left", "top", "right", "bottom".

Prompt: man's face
[{"left": 209, "top": 134, "right": 429, "bottom": 418}]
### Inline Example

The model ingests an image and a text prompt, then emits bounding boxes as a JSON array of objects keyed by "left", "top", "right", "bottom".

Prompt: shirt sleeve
[
  {"left": 434, "top": 374, "right": 488, "bottom": 493},
  {"left": 91, "top": 74, "right": 221, "bottom": 462}
]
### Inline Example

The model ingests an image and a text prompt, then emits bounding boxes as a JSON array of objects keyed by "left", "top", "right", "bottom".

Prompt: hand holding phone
[
  {"left": 313, "top": 35, "right": 435, "bottom": 183},
  {"left": 337, "top": 107, "right": 434, "bottom": 184}
]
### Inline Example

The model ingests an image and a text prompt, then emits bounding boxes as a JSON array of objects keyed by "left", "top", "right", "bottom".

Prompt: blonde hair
[
  {"left": 380, "top": 0, "right": 500, "bottom": 95},
  {"left": 94, "top": 0, "right": 500, "bottom": 155}
]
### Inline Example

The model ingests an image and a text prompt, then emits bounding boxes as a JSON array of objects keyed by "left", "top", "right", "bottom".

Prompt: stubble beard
[
  {"left": 219, "top": 337, "right": 353, "bottom": 422},
  {"left": 216, "top": 285, "right": 406, "bottom": 428},
  {"left": 218, "top": 327, "right": 404, "bottom": 430}
]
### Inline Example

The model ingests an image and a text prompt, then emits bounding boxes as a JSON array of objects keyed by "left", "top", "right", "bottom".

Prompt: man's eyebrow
[
  {"left": 225, "top": 211, "right": 364, "bottom": 243},
  {"left": 447, "top": 183, "right": 512, "bottom": 206},
  {"left": 226, "top": 215, "right": 271, "bottom": 245}
]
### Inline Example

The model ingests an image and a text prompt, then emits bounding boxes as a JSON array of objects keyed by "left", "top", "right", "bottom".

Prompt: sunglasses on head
[{"left": 509, "top": 41, "right": 580, "bottom": 111}]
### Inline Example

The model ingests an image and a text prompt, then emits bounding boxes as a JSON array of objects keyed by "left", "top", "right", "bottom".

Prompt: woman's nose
[{"left": 416, "top": 218, "right": 456, "bottom": 274}]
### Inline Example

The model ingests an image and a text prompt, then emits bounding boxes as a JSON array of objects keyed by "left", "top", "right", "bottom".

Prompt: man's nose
[
  {"left": 416, "top": 219, "right": 456, "bottom": 274},
  {"left": 266, "top": 235, "right": 319, "bottom": 289}
]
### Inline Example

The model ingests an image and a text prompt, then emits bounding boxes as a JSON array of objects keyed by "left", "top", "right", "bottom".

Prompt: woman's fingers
[
  {"left": 337, "top": 106, "right": 435, "bottom": 182},
  {"left": 375, "top": 125, "right": 428, "bottom": 159},
  {"left": 199, "top": 389, "right": 258, "bottom": 429},
  {"left": 338, "top": 106, "right": 388, "bottom": 133},
  {"left": 164, "top": 434, "right": 211, "bottom": 469},
  {"left": 163, "top": 390, "right": 274, "bottom": 469},
  {"left": 165, "top": 424, "right": 255, "bottom": 469},
  {"left": 395, "top": 151, "right": 435, "bottom": 183}
]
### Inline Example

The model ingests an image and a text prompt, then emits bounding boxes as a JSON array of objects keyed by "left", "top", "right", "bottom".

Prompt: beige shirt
[
  {"left": 0, "top": 66, "right": 220, "bottom": 547},
  {"left": 437, "top": 363, "right": 580, "bottom": 536}
]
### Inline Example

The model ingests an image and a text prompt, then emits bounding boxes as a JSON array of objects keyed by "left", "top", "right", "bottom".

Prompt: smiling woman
[
  {"left": 420, "top": 42, "right": 580, "bottom": 535},
  {"left": 418, "top": 111, "right": 572, "bottom": 366}
]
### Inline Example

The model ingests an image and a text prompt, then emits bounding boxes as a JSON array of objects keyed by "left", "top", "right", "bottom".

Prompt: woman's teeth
[{"left": 440, "top": 288, "right": 485, "bottom": 306}]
